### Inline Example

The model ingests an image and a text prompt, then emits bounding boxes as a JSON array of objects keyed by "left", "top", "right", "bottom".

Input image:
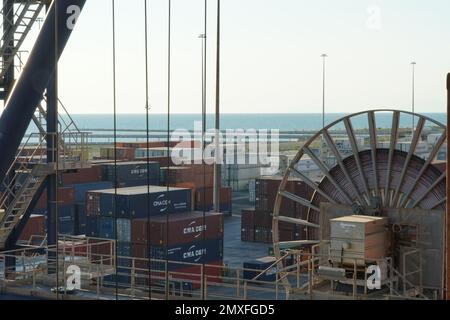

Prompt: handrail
[{"left": 251, "top": 251, "right": 291, "bottom": 281}]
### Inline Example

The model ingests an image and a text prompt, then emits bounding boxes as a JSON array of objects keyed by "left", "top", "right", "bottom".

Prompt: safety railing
[{"left": 0, "top": 238, "right": 437, "bottom": 300}]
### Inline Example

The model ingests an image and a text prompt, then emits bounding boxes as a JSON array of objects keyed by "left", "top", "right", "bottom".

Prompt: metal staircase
[
  {"left": 0, "top": 133, "right": 53, "bottom": 249},
  {"left": 0, "top": 125, "right": 90, "bottom": 250},
  {"left": 0, "top": 0, "right": 46, "bottom": 79},
  {"left": 0, "top": 0, "right": 88, "bottom": 252}
]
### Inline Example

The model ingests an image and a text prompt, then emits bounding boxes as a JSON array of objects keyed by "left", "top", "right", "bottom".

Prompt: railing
[
  {"left": 0, "top": 237, "right": 438, "bottom": 300},
  {"left": 0, "top": 132, "right": 48, "bottom": 211}
]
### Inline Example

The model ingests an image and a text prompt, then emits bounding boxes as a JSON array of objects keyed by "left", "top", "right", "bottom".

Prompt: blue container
[
  {"left": 94, "top": 186, "right": 192, "bottom": 219},
  {"left": 122, "top": 178, "right": 159, "bottom": 187},
  {"left": 118, "top": 242, "right": 132, "bottom": 257},
  {"left": 104, "top": 272, "right": 131, "bottom": 287},
  {"left": 97, "top": 217, "right": 115, "bottom": 239},
  {"left": 220, "top": 202, "right": 232, "bottom": 214},
  {"left": 101, "top": 161, "right": 160, "bottom": 187},
  {"left": 74, "top": 204, "right": 86, "bottom": 235},
  {"left": 59, "top": 219, "right": 75, "bottom": 235},
  {"left": 32, "top": 205, "right": 77, "bottom": 235},
  {"left": 86, "top": 216, "right": 97, "bottom": 237},
  {"left": 196, "top": 202, "right": 232, "bottom": 214},
  {"left": 71, "top": 181, "right": 114, "bottom": 203},
  {"left": 116, "top": 219, "right": 131, "bottom": 243},
  {"left": 150, "top": 238, "right": 223, "bottom": 271},
  {"left": 104, "top": 243, "right": 132, "bottom": 286},
  {"left": 243, "top": 257, "right": 277, "bottom": 282}
]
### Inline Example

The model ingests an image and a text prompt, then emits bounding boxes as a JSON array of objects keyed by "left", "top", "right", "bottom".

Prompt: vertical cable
[
  {"left": 165, "top": 0, "right": 171, "bottom": 301},
  {"left": 53, "top": 0, "right": 59, "bottom": 301},
  {"left": 111, "top": 0, "right": 119, "bottom": 300},
  {"left": 201, "top": 0, "right": 207, "bottom": 300},
  {"left": 143, "top": 0, "right": 152, "bottom": 300}
]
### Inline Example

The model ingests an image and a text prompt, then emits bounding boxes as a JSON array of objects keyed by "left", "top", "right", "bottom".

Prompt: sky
[{"left": 18, "top": 0, "right": 450, "bottom": 114}]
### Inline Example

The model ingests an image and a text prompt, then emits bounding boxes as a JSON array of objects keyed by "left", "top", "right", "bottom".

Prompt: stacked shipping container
[
  {"left": 21, "top": 139, "right": 227, "bottom": 290},
  {"left": 241, "top": 176, "right": 313, "bottom": 243}
]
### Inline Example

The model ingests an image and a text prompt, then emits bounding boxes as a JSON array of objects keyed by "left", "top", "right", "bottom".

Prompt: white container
[{"left": 249, "top": 179, "right": 256, "bottom": 203}]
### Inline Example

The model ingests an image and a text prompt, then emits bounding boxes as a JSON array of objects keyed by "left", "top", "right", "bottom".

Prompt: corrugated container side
[
  {"left": 75, "top": 204, "right": 86, "bottom": 235},
  {"left": 131, "top": 211, "right": 223, "bottom": 246},
  {"left": 97, "top": 217, "right": 115, "bottom": 239},
  {"left": 19, "top": 214, "right": 46, "bottom": 242},
  {"left": 86, "top": 192, "right": 101, "bottom": 217},
  {"left": 149, "top": 238, "right": 224, "bottom": 269},
  {"left": 71, "top": 181, "right": 114, "bottom": 203},
  {"left": 36, "top": 187, "right": 75, "bottom": 210},
  {"left": 92, "top": 188, "right": 192, "bottom": 219},
  {"left": 59, "top": 166, "right": 103, "bottom": 185},
  {"left": 241, "top": 208, "right": 255, "bottom": 226},
  {"left": 117, "top": 219, "right": 131, "bottom": 243},
  {"left": 195, "top": 187, "right": 232, "bottom": 209},
  {"left": 163, "top": 261, "right": 223, "bottom": 290},
  {"left": 241, "top": 227, "right": 255, "bottom": 242},
  {"left": 254, "top": 227, "right": 272, "bottom": 243},
  {"left": 86, "top": 216, "right": 97, "bottom": 237},
  {"left": 101, "top": 162, "right": 160, "bottom": 187}
]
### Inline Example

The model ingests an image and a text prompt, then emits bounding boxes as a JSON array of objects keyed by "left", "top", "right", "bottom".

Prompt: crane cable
[
  {"left": 164, "top": 0, "right": 171, "bottom": 300},
  {"left": 144, "top": 0, "right": 152, "bottom": 300},
  {"left": 111, "top": 0, "right": 119, "bottom": 300},
  {"left": 201, "top": 0, "right": 207, "bottom": 300}
]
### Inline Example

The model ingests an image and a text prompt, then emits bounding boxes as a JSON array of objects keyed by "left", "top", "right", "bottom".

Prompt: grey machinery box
[{"left": 329, "top": 215, "right": 388, "bottom": 267}]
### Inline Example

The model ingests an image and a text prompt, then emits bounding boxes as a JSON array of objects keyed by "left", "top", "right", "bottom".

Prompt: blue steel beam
[{"left": 0, "top": 0, "right": 86, "bottom": 182}]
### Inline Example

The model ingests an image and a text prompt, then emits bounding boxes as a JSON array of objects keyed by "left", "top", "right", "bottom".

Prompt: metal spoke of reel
[{"left": 272, "top": 109, "right": 447, "bottom": 297}]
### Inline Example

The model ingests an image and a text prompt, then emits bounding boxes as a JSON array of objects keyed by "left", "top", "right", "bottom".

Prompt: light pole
[
  {"left": 199, "top": 34, "right": 206, "bottom": 139},
  {"left": 321, "top": 53, "right": 327, "bottom": 161},
  {"left": 411, "top": 61, "right": 416, "bottom": 137}
]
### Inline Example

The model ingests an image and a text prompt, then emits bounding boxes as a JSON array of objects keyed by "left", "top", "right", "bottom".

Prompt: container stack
[
  {"left": 84, "top": 187, "right": 225, "bottom": 289},
  {"left": 19, "top": 214, "right": 46, "bottom": 244},
  {"left": 33, "top": 186, "right": 77, "bottom": 236},
  {"left": 241, "top": 176, "right": 313, "bottom": 243},
  {"left": 99, "top": 147, "right": 135, "bottom": 161},
  {"left": 100, "top": 161, "right": 160, "bottom": 187},
  {"left": 131, "top": 211, "right": 224, "bottom": 289}
]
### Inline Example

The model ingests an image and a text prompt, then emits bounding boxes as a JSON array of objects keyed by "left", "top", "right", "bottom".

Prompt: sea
[
  {"left": 62, "top": 113, "right": 447, "bottom": 132},
  {"left": 27, "top": 112, "right": 446, "bottom": 144}
]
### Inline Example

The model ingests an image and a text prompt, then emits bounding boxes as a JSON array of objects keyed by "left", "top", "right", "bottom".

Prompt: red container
[
  {"left": 100, "top": 147, "right": 135, "bottom": 160},
  {"left": 241, "top": 227, "right": 255, "bottom": 242},
  {"left": 161, "top": 167, "right": 195, "bottom": 185},
  {"left": 86, "top": 192, "right": 101, "bottom": 216},
  {"left": 59, "top": 166, "right": 103, "bottom": 185},
  {"left": 253, "top": 211, "right": 272, "bottom": 228},
  {"left": 90, "top": 240, "right": 115, "bottom": 265},
  {"left": 136, "top": 156, "right": 175, "bottom": 168},
  {"left": 255, "top": 177, "right": 312, "bottom": 216},
  {"left": 19, "top": 214, "right": 46, "bottom": 241},
  {"left": 168, "top": 261, "right": 223, "bottom": 289},
  {"left": 189, "top": 164, "right": 216, "bottom": 188},
  {"left": 131, "top": 211, "right": 224, "bottom": 246},
  {"left": 135, "top": 260, "right": 223, "bottom": 288},
  {"left": 254, "top": 227, "right": 272, "bottom": 243},
  {"left": 278, "top": 229, "right": 302, "bottom": 242},
  {"left": 241, "top": 208, "right": 255, "bottom": 227},
  {"left": 58, "top": 240, "right": 88, "bottom": 255},
  {"left": 195, "top": 187, "right": 231, "bottom": 207},
  {"left": 36, "top": 187, "right": 75, "bottom": 210}
]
